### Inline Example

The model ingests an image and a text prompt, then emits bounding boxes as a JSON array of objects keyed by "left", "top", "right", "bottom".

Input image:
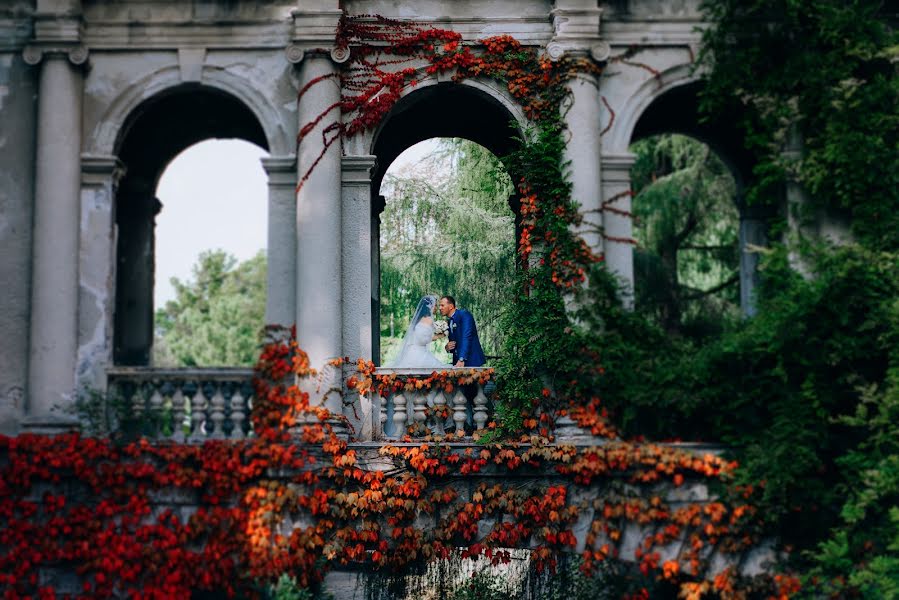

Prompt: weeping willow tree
[
  {"left": 630, "top": 134, "right": 740, "bottom": 338},
  {"left": 380, "top": 139, "right": 515, "bottom": 364}
]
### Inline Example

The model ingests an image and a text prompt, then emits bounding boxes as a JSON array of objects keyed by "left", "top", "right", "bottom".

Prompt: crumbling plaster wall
[{"left": 0, "top": 2, "right": 38, "bottom": 435}]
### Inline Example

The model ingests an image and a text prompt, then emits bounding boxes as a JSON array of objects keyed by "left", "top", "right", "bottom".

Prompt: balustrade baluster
[
  {"left": 185, "top": 381, "right": 205, "bottom": 442},
  {"left": 430, "top": 389, "right": 448, "bottom": 436},
  {"left": 391, "top": 393, "right": 407, "bottom": 438},
  {"left": 379, "top": 392, "right": 388, "bottom": 439},
  {"left": 412, "top": 389, "right": 427, "bottom": 429},
  {"left": 241, "top": 380, "right": 255, "bottom": 437},
  {"left": 122, "top": 381, "right": 140, "bottom": 422},
  {"left": 451, "top": 388, "right": 467, "bottom": 434},
  {"left": 171, "top": 381, "right": 187, "bottom": 443},
  {"left": 229, "top": 382, "right": 245, "bottom": 440},
  {"left": 149, "top": 381, "right": 165, "bottom": 436},
  {"left": 208, "top": 381, "right": 226, "bottom": 439},
  {"left": 473, "top": 385, "right": 489, "bottom": 431},
  {"left": 202, "top": 381, "right": 217, "bottom": 438}
]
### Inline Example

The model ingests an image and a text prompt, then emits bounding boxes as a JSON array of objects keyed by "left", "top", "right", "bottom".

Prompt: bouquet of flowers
[{"left": 433, "top": 320, "right": 449, "bottom": 338}]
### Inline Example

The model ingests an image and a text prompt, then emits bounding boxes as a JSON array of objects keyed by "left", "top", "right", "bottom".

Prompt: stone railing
[
  {"left": 105, "top": 367, "right": 255, "bottom": 441},
  {"left": 375, "top": 368, "right": 493, "bottom": 439}
]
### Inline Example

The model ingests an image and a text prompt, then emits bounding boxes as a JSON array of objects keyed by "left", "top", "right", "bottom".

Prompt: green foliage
[
  {"left": 689, "top": 4, "right": 899, "bottom": 586},
  {"left": 268, "top": 574, "right": 333, "bottom": 600},
  {"left": 447, "top": 568, "right": 515, "bottom": 600},
  {"left": 154, "top": 249, "right": 266, "bottom": 367},
  {"left": 630, "top": 134, "right": 740, "bottom": 337},
  {"left": 697, "top": 0, "right": 899, "bottom": 250},
  {"left": 527, "top": 555, "right": 624, "bottom": 600},
  {"left": 803, "top": 366, "right": 899, "bottom": 597},
  {"left": 491, "top": 119, "right": 602, "bottom": 432},
  {"left": 380, "top": 139, "right": 516, "bottom": 362},
  {"left": 583, "top": 243, "right": 899, "bottom": 581}
]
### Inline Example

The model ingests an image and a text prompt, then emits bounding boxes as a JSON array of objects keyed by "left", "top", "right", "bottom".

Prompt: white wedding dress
[{"left": 391, "top": 321, "right": 450, "bottom": 369}]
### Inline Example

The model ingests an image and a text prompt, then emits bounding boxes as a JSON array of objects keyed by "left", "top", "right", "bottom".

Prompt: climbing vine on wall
[
  {"left": 0, "top": 327, "right": 797, "bottom": 598},
  {"left": 0, "top": 14, "right": 804, "bottom": 600}
]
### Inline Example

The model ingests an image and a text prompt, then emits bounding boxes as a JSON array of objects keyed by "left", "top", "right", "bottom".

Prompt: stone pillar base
[{"left": 21, "top": 414, "right": 80, "bottom": 435}]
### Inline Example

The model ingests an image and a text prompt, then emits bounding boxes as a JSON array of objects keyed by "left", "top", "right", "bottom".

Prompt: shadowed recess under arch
[{"left": 371, "top": 83, "right": 522, "bottom": 192}]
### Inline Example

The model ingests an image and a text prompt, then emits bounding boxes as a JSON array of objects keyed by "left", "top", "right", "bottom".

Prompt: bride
[{"left": 387, "top": 295, "right": 451, "bottom": 369}]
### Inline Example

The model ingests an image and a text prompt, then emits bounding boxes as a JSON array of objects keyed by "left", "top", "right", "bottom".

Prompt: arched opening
[
  {"left": 152, "top": 139, "right": 268, "bottom": 367},
  {"left": 371, "top": 84, "right": 522, "bottom": 365},
  {"left": 629, "top": 82, "right": 773, "bottom": 322},
  {"left": 113, "top": 86, "right": 269, "bottom": 366},
  {"left": 378, "top": 138, "right": 516, "bottom": 365},
  {"left": 630, "top": 133, "right": 740, "bottom": 337}
]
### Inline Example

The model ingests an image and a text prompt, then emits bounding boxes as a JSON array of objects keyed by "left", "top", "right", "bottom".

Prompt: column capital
[
  {"left": 601, "top": 153, "right": 637, "bottom": 182},
  {"left": 285, "top": 45, "right": 350, "bottom": 66},
  {"left": 81, "top": 153, "right": 125, "bottom": 189},
  {"left": 23, "top": 43, "right": 88, "bottom": 66},
  {"left": 25, "top": 9, "right": 87, "bottom": 66},
  {"left": 261, "top": 155, "right": 298, "bottom": 186},
  {"left": 547, "top": 3, "right": 606, "bottom": 63},
  {"left": 341, "top": 155, "right": 377, "bottom": 185}
]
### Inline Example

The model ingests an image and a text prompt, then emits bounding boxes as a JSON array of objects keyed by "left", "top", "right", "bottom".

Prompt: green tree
[
  {"left": 154, "top": 249, "right": 266, "bottom": 367},
  {"left": 630, "top": 134, "right": 740, "bottom": 337},
  {"left": 380, "top": 139, "right": 516, "bottom": 363}
]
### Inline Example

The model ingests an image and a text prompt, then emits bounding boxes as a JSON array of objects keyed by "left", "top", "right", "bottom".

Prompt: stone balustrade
[
  {"left": 375, "top": 368, "right": 493, "bottom": 439},
  {"left": 105, "top": 367, "right": 255, "bottom": 441}
]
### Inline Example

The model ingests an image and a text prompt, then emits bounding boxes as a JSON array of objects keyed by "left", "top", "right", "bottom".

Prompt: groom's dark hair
[{"left": 441, "top": 295, "right": 456, "bottom": 307}]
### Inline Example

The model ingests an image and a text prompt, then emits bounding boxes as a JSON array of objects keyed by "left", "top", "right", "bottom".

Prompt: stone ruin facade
[{"left": 0, "top": 0, "right": 790, "bottom": 437}]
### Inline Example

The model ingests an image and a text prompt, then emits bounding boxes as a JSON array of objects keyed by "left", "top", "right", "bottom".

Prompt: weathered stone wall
[
  {"left": 5, "top": 440, "right": 776, "bottom": 598},
  {"left": 0, "top": 2, "right": 37, "bottom": 435}
]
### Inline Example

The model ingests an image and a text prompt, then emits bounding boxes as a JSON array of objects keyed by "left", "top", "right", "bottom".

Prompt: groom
[{"left": 438, "top": 296, "right": 486, "bottom": 367}]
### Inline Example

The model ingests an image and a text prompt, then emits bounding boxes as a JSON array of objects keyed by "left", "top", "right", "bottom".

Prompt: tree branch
[{"left": 681, "top": 274, "right": 740, "bottom": 300}]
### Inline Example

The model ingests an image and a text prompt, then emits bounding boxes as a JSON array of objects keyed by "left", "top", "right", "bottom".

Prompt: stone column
[
  {"left": 341, "top": 155, "right": 376, "bottom": 439},
  {"left": 738, "top": 194, "right": 769, "bottom": 318},
  {"left": 601, "top": 153, "right": 637, "bottom": 306},
  {"left": 295, "top": 51, "right": 343, "bottom": 416},
  {"left": 547, "top": 1, "right": 608, "bottom": 259},
  {"left": 563, "top": 71, "right": 604, "bottom": 255},
  {"left": 112, "top": 180, "right": 161, "bottom": 366},
  {"left": 23, "top": 46, "right": 88, "bottom": 432},
  {"left": 261, "top": 156, "right": 297, "bottom": 327},
  {"left": 371, "top": 194, "right": 386, "bottom": 366}
]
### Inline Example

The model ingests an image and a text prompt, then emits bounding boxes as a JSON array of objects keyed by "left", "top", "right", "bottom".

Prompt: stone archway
[
  {"left": 112, "top": 86, "right": 269, "bottom": 365},
  {"left": 629, "top": 81, "right": 772, "bottom": 317},
  {"left": 367, "top": 83, "right": 524, "bottom": 365}
]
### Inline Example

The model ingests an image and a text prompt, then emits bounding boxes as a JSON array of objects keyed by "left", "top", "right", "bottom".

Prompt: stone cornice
[
  {"left": 82, "top": 20, "right": 291, "bottom": 50},
  {"left": 0, "top": 17, "right": 33, "bottom": 52},
  {"left": 32, "top": 13, "right": 82, "bottom": 44},
  {"left": 289, "top": 6, "right": 343, "bottom": 50}
]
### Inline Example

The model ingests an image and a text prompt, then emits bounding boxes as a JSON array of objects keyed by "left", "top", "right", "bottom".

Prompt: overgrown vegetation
[
  {"left": 140, "top": 3, "right": 898, "bottom": 594},
  {"left": 559, "top": 1, "right": 899, "bottom": 593}
]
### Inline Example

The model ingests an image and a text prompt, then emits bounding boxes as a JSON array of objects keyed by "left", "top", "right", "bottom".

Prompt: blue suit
[{"left": 447, "top": 308, "right": 486, "bottom": 367}]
